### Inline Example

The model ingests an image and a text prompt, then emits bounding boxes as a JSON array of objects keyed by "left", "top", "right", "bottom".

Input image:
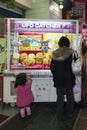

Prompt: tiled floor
[
  {"left": 0, "top": 103, "right": 19, "bottom": 116},
  {"left": 0, "top": 103, "right": 19, "bottom": 126},
  {"left": 0, "top": 102, "right": 81, "bottom": 130},
  {"left": 73, "top": 107, "right": 87, "bottom": 130}
]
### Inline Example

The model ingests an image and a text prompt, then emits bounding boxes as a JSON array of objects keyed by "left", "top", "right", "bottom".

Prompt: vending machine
[{"left": 3, "top": 18, "right": 82, "bottom": 104}]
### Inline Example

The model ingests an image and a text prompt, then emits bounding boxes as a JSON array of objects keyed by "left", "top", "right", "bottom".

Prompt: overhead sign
[{"left": 14, "top": 20, "right": 76, "bottom": 33}]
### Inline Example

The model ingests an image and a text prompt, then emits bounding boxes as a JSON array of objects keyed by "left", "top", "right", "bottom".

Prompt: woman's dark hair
[
  {"left": 58, "top": 36, "right": 70, "bottom": 47},
  {"left": 14, "top": 73, "right": 27, "bottom": 88}
]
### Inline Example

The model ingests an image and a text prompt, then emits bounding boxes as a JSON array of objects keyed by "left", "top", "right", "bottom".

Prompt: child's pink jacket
[{"left": 15, "top": 80, "right": 34, "bottom": 107}]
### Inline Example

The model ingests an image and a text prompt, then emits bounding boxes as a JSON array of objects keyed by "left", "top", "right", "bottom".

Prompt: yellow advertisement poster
[
  {"left": 0, "top": 37, "right": 6, "bottom": 73},
  {"left": 43, "top": 33, "right": 72, "bottom": 51}
]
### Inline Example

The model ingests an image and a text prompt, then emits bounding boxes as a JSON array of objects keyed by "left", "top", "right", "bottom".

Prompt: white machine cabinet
[
  {"left": 32, "top": 78, "right": 51, "bottom": 102},
  {"left": 3, "top": 18, "right": 82, "bottom": 103},
  {"left": 3, "top": 74, "right": 16, "bottom": 103},
  {"left": 3, "top": 72, "right": 55, "bottom": 103},
  {"left": 50, "top": 79, "right": 57, "bottom": 102}
]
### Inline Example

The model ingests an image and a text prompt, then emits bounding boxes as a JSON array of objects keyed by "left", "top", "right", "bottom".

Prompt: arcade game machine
[{"left": 3, "top": 18, "right": 82, "bottom": 105}]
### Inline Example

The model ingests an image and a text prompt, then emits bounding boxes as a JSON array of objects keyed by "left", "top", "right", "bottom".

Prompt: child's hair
[{"left": 14, "top": 73, "right": 27, "bottom": 88}]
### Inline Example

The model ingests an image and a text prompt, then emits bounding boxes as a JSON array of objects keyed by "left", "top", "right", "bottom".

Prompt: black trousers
[{"left": 56, "top": 87, "right": 74, "bottom": 119}]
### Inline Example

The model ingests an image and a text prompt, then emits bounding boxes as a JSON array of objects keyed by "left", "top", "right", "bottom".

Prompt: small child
[{"left": 14, "top": 73, "right": 34, "bottom": 118}]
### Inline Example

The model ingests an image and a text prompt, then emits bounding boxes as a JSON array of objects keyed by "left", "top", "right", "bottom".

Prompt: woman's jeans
[{"left": 56, "top": 88, "right": 74, "bottom": 119}]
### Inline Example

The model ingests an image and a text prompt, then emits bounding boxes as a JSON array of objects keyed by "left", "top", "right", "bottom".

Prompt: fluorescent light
[
  {"left": 59, "top": 4, "right": 63, "bottom": 9},
  {"left": 59, "top": 1, "right": 63, "bottom": 9}
]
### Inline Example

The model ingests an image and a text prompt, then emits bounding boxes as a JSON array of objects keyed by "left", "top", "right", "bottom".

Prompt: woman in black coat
[{"left": 50, "top": 36, "right": 76, "bottom": 120}]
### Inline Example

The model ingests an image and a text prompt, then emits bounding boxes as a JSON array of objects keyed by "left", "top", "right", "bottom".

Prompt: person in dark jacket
[
  {"left": 82, "top": 40, "right": 87, "bottom": 56},
  {"left": 50, "top": 36, "right": 76, "bottom": 120}
]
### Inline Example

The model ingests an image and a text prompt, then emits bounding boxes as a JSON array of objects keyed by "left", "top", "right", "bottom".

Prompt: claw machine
[{"left": 3, "top": 18, "right": 82, "bottom": 104}]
